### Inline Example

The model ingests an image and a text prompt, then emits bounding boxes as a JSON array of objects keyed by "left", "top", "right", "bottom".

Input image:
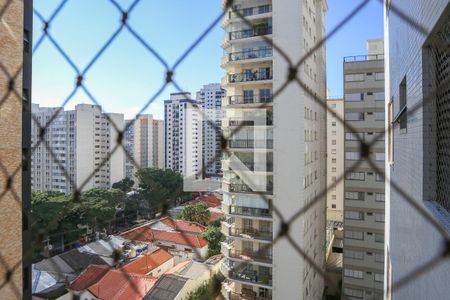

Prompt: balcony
[
  {"left": 229, "top": 270, "right": 272, "bottom": 287},
  {"left": 227, "top": 94, "right": 273, "bottom": 105},
  {"left": 229, "top": 206, "right": 272, "bottom": 219},
  {"left": 228, "top": 139, "right": 273, "bottom": 149},
  {"left": 229, "top": 4, "right": 272, "bottom": 19},
  {"left": 229, "top": 25, "right": 272, "bottom": 41},
  {"left": 230, "top": 292, "right": 272, "bottom": 300},
  {"left": 227, "top": 70, "right": 272, "bottom": 84},
  {"left": 228, "top": 47, "right": 273, "bottom": 62},
  {"left": 229, "top": 249, "right": 272, "bottom": 264},
  {"left": 229, "top": 227, "right": 273, "bottom": 241},
  {"left": 228, "top": 182, "right": 273, "bottom": 195}
]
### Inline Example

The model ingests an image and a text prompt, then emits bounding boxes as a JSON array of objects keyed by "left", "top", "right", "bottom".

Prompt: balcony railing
[
  {"left": 229, "top": 4, "right": 272, "bottom": 19},
  {"left": 228, "top": 182, "right": 273, "bottom": 194},
  {"left": 229, "top": 270, "right": 273, "bottom": 286},
  {"left": 228, "top": 47, "right": 273, "bottom": 62},
  {"left": 344, "top": 54, "right": 385, "bottom": 62},
  {"left": 228, "top": 139, "right": 273, "bottom": 149},
  {"left": 229, "top": 26, "right": 272, "bottom": 40},
  {"left": 230, "top": 292, "right": 272, "bottom": 300},
  {"left": 229, "top": 206, "right": 272, "bottom": 218},
  {"left": 229, "top": 227, "right": 273, "bottom": 241},
  {"left": 229, "top": 249, "right": 272, "bottom": 263},
  {"left": 228, "top": 70, "right": 273, "bottom": 83},
  {"left": 228, "top": 95, "right": 273, "bottom": 105}
]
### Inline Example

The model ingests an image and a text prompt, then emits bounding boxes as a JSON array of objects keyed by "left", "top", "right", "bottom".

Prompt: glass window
[
  {"left": 375, "top": 213, "right": 385, "bottom": 222},
  {"left": 375, "top": 253, "right": 384, "bottom": 263},
  {"left": 375, "top": 233, "right": 384, "bottom": 243},
  {"left": 344, "top": 268, "right": 364, "bottom": 279},
  {"left": 344, "top": 249, "right": 364, "bottom": 260},
  {"left": 375, "top": 72, "right": 384, "bottom": 80},
  {"left": 346, "top": 172, "right": 365, "bottom": 181},
  {"left": 345, "top": 93, "right": 364, "bottom": 101},
  {"left": 343, "top": 288, "right": 363, "bottom": 298},
  {"left": 345, "top": 73, "right": 364, "bottom": 82},
  {"left": 345, "top": 230, "right": 363, "bottom": 240},
  {"left": 345, "top": 191, "right": 364, "bottom": 200},
  {"left": 375, "top": 153, "right": 385, "bottom": 161},
  {"left": 345, "top": 112, "right": 365, "bottom": 121},
  {"left": 345, "top": 132, "right": 363, "bottom": 140},
  {"left": 346, "top": 152, "right": 362, "bottom": 160},
  {"left": 375, "top": 92, "right": 385, "bottom": 101},
  {"left": 375, "top": 273, "right": 384, "bottom": 282},
  {"left": 375, "top": 193, "right": 385, "bottom": 202},
  {"left": 345, "top": 211, "right": 364, "bottom": 220},
  {"left": 375, "top": 112, "right": 385, "bottom": 120}
]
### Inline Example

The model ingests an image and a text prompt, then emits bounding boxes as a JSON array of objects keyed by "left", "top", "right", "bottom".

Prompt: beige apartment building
[
  {"left": 0, "top": 0, "right": 32, "bottom": 298},
  {"left": 31, "top": 104, "right": 125, "bottom": 194},
  {"left": 125, "top": 114, "right": 165, "bottom": 178},
  {"left": 327, "top": 99, "right": 344, "bottom": 222},
  {"left": 342, "top": 39, "right": 385, "bottom": 300},
  {"left": 220, "top": 0, "right": 327, "bottom": 299}
]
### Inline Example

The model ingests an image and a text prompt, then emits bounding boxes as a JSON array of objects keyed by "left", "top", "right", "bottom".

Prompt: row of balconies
[
  {"left": 228, "top": 69, "right": 273, "bottom": 84},
  {"left": 227, "top": 94, "right": 272, "bottom": 105},
  {"left": 228, "top": 139, "right": 273, "bottom": 149}
]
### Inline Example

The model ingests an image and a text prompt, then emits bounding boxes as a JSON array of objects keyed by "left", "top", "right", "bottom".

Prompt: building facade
[
  {"left": 0, "top": 0, "right": 32, "bottom": 298},
  {"left": 327, "top": 99, "right": 344, "bottom": 222},
  {"left": 164, "top": 93, "right": 203, "bottom": 178},
  {"left": 342, "top": 39, "right": 385, "bottom": 300},
  {"left": 196, "top": 83, "right": 225, "bottom": 177},
  {"left": 124, "top": 115, "right": 165, "bottom": 178},
  {"left": 31, "top": 104, "right": 125, "bottom": 194},
  {"left": 220, "top": 1, "right": 327, "bottom": 299},
  {"left": 384, "top": 1, "right": 450, "bottom": 299}
]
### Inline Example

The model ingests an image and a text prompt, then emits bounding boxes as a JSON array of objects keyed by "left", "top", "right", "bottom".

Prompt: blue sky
[{"left": 32, "top": 0, "right": 383, "bottom": 119}]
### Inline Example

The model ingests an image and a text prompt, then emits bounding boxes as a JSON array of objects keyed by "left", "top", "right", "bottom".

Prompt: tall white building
[
  {"left": 327, "top": 99, "right": 344, "bottom": 222},
  {"left": 220, "top": 1, "right": 327, "bottom": 299},
  {"left": 164, "top": 93, "right": 203, "bottom": 178},
  {"left": 196, "top": 83, "right": 226, "bottom": 177},
  {"left": 31, "top": 104, "right": 125, "bottom": 194},
  {"left": 384, "top": 1, "right": 450, "bottom": 299},
  {"left": 342, "top": 39, "right": 385, "bottom": 300},
  {"left": 124, "top": 115, "right": 165, "bottom": 178}
]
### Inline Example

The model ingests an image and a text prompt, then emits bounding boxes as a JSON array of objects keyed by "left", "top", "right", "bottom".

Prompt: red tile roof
[
  {"left": 209, "top": 210, "right": 224, "bottom": 222},
  {"left": 189, "top": 195, "right": 221, "bottom": 208},
  {"left": 120, "top": 249, "right": 173, "bottom": 275},
  {"left": 159, "top": 216, "right": 205, "bottom": 233},
  {"left": 69, "top": 265, "right": 157, "bottom": 300},
  {"left": 121, "top": 227, "right": 208, "bottom": 248}
]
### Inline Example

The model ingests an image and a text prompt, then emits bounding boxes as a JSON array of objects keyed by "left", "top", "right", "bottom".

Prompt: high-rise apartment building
[
  {"left": 124, "top": 115, "right": 164, "bottom": 178},
  {"left": 164, "top": 93, "right": 203, "bottom": 178},
  {"left": 220, "top": 1, "right": 327, "bottom": 299},
  {"left": 342, "top": 39, "right": 385, "bottom": 300},
  {"left": 384, "top": 1, "right": 450, "bottom": 299},
  {"left": 327, "top": 99, "right": 344, "bottom": 222},
  {"left": 196, "top": 83, "right": 225, "bottom": 177},
  {"left": 31, "top": 104, "right": 125, "bottom": 194},
  {"left": 0, "top": 0, "right": 32, "bottom": 298}
]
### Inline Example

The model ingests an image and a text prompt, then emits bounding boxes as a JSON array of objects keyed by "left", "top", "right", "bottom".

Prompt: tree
[
  {"left": 200, "top": 225, "right": 225, "bottom": 257},
  {"left": 112, "top": 177, "right": 134, "bottom": 193},
  {"left": 177, "top": 203, "right": 211, "bottom": 225},
  {"left": 135, "top": 167, "right": 190, "bottom": 214}
]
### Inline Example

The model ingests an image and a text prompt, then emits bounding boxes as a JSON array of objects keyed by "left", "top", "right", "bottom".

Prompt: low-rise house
[
  {"left": 150, "top": 216, "right": 205, "bottom": 234},
  {"left": 120, "top": 248, "right": 174, "bottom": 277},
  {"left": 144, "top": 256, "right": 223, "bottom": 300},
  {"left": 68, "top": 265, "right": 158, "bottom": 300},
  {"left": 121, "top": 227, "right": 209, "bottom": 260}
]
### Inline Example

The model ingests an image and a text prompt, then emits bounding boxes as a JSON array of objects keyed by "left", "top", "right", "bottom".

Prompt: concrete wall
[{"left": 385, "top": 1, "right": 450, "bottom": 299}]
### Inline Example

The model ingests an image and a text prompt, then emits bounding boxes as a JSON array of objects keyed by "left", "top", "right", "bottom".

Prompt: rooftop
[
  {"left": 69, "top": 265, "right": 158, "bottom": 300},
  {"left": 143, "top": 274, "right": 188, "bottom": 300},
  {"left": 120, "top": 227, "right": 208, "bottom": 248},
  {"left": 120, "top": 249, "right": 173, "bottom": 275},
  {"left": 155, "top": 216, "right": 205, "bottom": 234}
]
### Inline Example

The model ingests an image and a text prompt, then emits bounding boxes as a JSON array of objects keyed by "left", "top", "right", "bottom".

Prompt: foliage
[
  {"left": 208, "top": 215, "right": 225, "bottom": 228},
  {"left": 112, "top": 177, "right": 134, "bottom": 193},
  {"left": 31, "top": 188, "right": 124, "bottom": 261},
  {"left": 135, "top": 167, "right": 190, "bottom": 213},
  {"left": 200, "top": 225, "right": 225, "bottom": 257},
  {"left": 177, "top": 203, "right": 211, "bottom": 225},
  {"left": 187, "top": 273, "right": 225, "bottom": 300}
]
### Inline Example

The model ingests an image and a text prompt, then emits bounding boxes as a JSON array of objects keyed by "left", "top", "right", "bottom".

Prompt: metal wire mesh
[{"left": 0, "top": 0, "right": 449, "bottom": 299}]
